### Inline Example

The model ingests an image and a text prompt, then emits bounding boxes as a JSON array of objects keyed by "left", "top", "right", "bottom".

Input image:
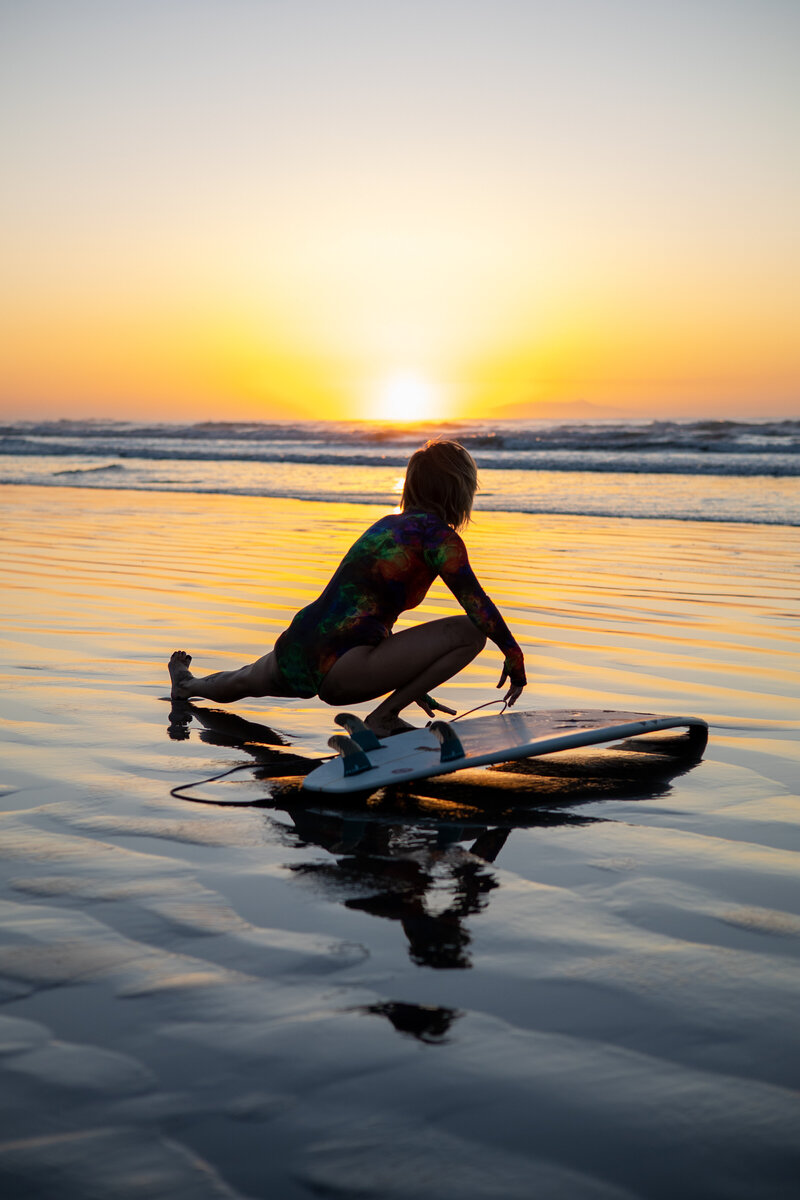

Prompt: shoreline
[{"left": 4, "top": 479, "right": 800, "bottom": 527}]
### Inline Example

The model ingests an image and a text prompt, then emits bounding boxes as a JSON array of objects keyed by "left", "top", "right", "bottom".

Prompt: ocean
[{"left": 2, "top": 416, "right": 799, "bottom": 525}]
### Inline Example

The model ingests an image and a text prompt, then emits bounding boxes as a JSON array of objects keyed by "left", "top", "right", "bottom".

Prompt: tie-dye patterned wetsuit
[{"left": 273, "top": 510, "right": 526, "bottom": 698}]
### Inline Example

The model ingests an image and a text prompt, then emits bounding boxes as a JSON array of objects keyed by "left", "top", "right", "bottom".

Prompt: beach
[{"left": 1, "top": 482, "right": 799, "bottom": 1198}]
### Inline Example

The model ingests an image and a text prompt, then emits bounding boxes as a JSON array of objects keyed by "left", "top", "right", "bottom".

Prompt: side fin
[
  {"left": 428, "top": 721, "right": 465, "bottom": 764},
  {"left": 327, "top": 734, "right": 374, "bottom": 777},
  {"left": 334, "top": 713, "right": 383, "bottom": 752}
]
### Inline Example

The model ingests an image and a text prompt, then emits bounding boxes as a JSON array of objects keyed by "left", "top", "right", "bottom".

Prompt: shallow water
[{"left": 1, "top": 486, "right": 799, "bottom": 1198}]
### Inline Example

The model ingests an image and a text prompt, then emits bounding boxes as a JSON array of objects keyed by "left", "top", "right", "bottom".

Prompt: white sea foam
[{"left": 2, "top": 417, "right": 800, "bottom": 524}]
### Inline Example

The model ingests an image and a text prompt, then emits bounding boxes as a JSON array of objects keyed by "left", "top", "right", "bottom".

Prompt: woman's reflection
[{"left": 288, "top": 808, "right": 510, "bottom": 969}]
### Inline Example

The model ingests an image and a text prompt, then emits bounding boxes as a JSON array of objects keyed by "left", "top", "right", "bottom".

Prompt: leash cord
[
  {"left": 170, "top": 762, "right": 258, "bottom": 803},
  {"left": 445, "top": 696, "right": 509, "bottom": 722}
]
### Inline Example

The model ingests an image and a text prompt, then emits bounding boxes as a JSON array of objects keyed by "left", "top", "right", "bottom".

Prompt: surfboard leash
[
  {"left": 170, "top": 762, "right": 261, "bottom": 803},
  {"left": 443, "top": 697, "right": 509, "bottom": 722}
]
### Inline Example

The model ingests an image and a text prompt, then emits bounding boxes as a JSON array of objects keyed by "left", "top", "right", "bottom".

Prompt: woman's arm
[{"left": 425, "top": 528, "right": 526, "bottom": 695}]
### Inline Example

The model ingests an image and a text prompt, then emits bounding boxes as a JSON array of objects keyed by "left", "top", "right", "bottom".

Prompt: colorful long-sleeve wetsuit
[{"left": 273, "top": 510, "right": 526, "bottom": 698}]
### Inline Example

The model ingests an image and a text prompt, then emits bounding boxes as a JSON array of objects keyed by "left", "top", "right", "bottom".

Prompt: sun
[{"left": 373, "top": 371, "right": 443, "bottom": 422}]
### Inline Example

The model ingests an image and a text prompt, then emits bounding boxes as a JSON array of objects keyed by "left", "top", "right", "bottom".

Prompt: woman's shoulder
[
  {"left": 356, "top": 511, "right": 434, "bottom": 546},
  {"left": 387, "top": 509, "right": 455, "bottom": 537},
  {"left": 393, "top": 511, "right": 467, "bottom": 560}
]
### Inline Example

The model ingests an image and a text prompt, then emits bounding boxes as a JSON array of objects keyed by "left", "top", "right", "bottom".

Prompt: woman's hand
[
  {"left": 497, "top": 665, "right": 524, "bottom": 707},
  {"left": 416, "top": 694, "right": 458, "bottom": 718}
]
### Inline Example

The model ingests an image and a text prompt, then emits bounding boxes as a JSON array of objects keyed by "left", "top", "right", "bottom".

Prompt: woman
[{"left": 168, "top": 440, "right": 526, "bottom": 736}]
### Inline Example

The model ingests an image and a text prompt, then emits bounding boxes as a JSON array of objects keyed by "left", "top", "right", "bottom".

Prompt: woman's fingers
[{"left": 416, "top": 695, "right": 457, "bottom": 716}]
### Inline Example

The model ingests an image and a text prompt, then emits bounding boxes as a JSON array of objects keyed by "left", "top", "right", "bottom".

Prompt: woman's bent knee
[{"left": 454, "top": 616, "right": 485, "bottom": 652}]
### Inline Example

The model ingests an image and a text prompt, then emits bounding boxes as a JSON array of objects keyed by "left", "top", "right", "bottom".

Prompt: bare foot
[
  {"left": 168, "top": 650, "right": 195, "bottom": 700},
  {"left": 365, "top": 712, "right": 418, "bottom": 738}
]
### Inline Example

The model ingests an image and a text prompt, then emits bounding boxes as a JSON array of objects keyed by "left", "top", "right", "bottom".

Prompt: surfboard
[{"left": 302, "top": 708, "right": 709, "bottom": 795}]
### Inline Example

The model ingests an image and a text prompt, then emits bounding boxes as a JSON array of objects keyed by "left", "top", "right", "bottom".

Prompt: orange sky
[{"left": 1, "top": 1, "right": 798, "bottom": 422}]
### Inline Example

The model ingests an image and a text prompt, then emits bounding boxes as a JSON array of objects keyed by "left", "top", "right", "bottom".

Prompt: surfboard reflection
[{"left": 164, "top": 702, "right": 704, "bottom": 1024}]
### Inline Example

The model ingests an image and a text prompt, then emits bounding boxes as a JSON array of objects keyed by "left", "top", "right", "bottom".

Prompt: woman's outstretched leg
[
  {"left": 168, "top": 650, "right": 290, "bottom": 702},
  {"left": 317, "top": 616, "right": 485, "bottom": 736}
]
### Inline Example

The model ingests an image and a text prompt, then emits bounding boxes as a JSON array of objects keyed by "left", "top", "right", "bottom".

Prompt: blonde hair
[{"left": 401, "top": 440, "right": 478, "bottom": 530}]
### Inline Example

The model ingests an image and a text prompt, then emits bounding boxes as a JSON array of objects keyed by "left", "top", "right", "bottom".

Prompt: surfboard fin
[
  {"left": 334, "top": 713, "right": 383, "bottom": 752},
  {"left": 328, "top": 734, "right": 374, "bottom": 777},
  {"left": 428, "top": 720, "right": 465, "bottom": 763}
]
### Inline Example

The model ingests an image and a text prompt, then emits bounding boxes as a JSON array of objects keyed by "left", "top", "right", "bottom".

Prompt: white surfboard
[{"left": 302, "top": 708, "right": 708, "bottom": 795}]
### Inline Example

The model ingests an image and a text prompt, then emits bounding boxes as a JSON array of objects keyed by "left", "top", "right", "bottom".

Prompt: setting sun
[{"left": 373, "top": 372, "right": 444, "bottom": 422}]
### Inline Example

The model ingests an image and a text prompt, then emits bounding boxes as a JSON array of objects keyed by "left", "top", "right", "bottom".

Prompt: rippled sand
[{"left": 1, "top": 484, "right": 799, "bottom": 1199}]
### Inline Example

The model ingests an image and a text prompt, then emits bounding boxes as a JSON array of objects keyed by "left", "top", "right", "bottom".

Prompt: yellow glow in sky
[{"left": 1, "top": 2, "right": 798, "bottom": 421}]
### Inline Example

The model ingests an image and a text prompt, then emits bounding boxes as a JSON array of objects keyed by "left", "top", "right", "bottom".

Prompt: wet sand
[{"left": 1, "top": 484, "right": 799, "bottom": 1199}]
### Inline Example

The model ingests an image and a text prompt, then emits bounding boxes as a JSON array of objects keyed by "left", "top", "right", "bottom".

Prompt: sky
[{"left": 1, "top": 0, "right": 798, "bottom": 423}]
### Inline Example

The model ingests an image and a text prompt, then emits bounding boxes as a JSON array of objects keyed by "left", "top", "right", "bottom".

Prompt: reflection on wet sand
[
  {"left": 168, "top": 701, "right": 290, "bottom": 750},
  {"left": 288, "top": 808, "right": 508, "bottom": 971},
  {"left": 168, "top": 700, "right": 311, "bottom": 776},
  {"left": 357, "top": 1000, "right": 462, "bottom": 1044},
  {"left": 6, "top": 485, "right": 796, "bottom": 1197},
  {"left": 166, "top": 701, "right": 705, "bottom": 1032}
]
